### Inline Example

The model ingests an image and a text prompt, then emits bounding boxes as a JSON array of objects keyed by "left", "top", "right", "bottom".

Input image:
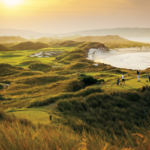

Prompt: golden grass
[{"left": 0, "top": 118, "right": 150, "bottom": 150}]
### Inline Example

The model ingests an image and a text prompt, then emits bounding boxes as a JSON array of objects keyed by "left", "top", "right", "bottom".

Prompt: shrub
[
  {"left": 1, "top": 81, "right": 11, "bottom": 84},
  {"left": 0, "top": 84, "right": 3, "bottom": 90},
  {"left": 78, "top": 73, "right": 86, "bottom": 79},
  {"left": 80, "top": 75, "right": 98, "bottom": 86},
  {"left": 113, "top": 97, "right": 130, "bottom": 108},
  {"left": 66, "top": 79, "right": 84, "bottom": 92},
  {"left": 58, "top": 101, "right": 72, "bottom": 112},
  {"left": 0, "top": 95, "right": 5, "bottom": 101}
]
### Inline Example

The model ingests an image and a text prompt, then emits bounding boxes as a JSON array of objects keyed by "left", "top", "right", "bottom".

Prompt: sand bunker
[
  {"left": 87, "top": 47, "right": 150, "bottom": 70},
  {"left": 29, "top": 51, "right": 63, "bottom": 58}
]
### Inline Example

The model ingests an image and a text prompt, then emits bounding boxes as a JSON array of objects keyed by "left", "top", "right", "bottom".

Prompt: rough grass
[
  {"left": 57, "top": 87, "right": 150, "bottom": 136},
  {"left": 27, "top": 86, "right": 102, "bottom": 108},
  {"left": 67, "top": 62, "right": 92, "bottom": 69},
  {"left": 13, "top": 71, "right": 43, "bottom": 77},
  {"left": 0, "top": 110, "right": 150, "bottom": 150},
  {"left": 0, "top": 63, "right": 23, "bottom": 76},
  {"left": 16, "top": 75, "right": 69, "bottom": 85},
  {"left": 28, "top": 62, "right": 52, "bottom": 72},
  {"left": 0, "top": 44, "right": 8, "bottom": 51},
  {"left": 19, "top": 61, "right": 41, "bottom": 66},
  {"left": 59, "top": 40, "right": 83, "bottom": 47},
  {"left": 77, "top": 42, "right": 109, "bottom": 53},
  {"left": 11, "top": 41, "right": 49, "bottom": 50},
  {"left": 58, "top": 53, "right": 84, "bottom": 62}
]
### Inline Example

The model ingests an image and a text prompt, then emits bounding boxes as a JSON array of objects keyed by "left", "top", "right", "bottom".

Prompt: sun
[{"left": 2, "top": 0, "right": 23, "bottom": 6}]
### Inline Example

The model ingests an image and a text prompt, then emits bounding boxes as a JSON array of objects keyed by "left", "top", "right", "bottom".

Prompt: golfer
[
  {"left": 122, "top": 74, "right": 125, "bottom": 85},
  {"left": 137, "top": 70, "right": 140, "bottom": 81},
  {"left": 117, "top": 78, "right": 120, "bottom": 85}
]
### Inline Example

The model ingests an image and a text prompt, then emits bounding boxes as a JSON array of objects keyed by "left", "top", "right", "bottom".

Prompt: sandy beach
[{"left": 88, "top": 47, "right": 150, "bottom": 70}]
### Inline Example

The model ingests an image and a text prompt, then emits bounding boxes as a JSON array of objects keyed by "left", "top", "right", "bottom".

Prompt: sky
[{"left": 0, "top": 0, "right": 150, "bottom": 33}]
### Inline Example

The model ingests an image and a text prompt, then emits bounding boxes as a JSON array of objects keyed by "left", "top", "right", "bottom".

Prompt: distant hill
[
  {"left": 70, "top": 28, "right": 150, "bottom": 37},
  {"left": 11, "top": 41, "right": 49, "bottom": 50},
  {"left": 0, "top": 44, "right": 8, "bottom": 51},
  {"left": 0, "top": 36, "right": 26, "bottom": 43},
  {"left": 1, "top": 28, "right": 150, "bottom": 39},
  {"left": 74, "top": 35, "right": 128, "bottom": 43},
  {"left": 0, "top": 28, "right": 53, "bottom": 39}
]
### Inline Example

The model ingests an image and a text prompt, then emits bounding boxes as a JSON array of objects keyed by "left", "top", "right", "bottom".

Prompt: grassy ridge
[
  {"left": 0, "top": 44, "right": 8, "bottom": 51},
  {"left": 57, "top": 87, "right": 150, "bottom": 136},
  {"left": 74, "top": 35, "right": 150, "bottom": 49},
  {"left": 1, "top": 41, "right": 150, "bottom": 149},
  {"left": 11, "top": 41, "right": 49, "bottom": 50}
]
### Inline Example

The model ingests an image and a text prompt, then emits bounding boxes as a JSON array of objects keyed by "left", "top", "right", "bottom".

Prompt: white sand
[
  {"left": 87, "top": 48, "right": 109, "bottom": 61},
  {"left": 29, "top": 51, "right": 62, "bottom": 58},
  {"left": 125, "top": 37, "right": 150, "bottom": 44},
  {"left": 87, "top": 47, "right": 150, "bottom": 70}
]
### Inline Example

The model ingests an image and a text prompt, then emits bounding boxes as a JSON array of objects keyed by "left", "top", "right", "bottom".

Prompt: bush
[
  {"left": 58, "top": 101, "right": 72, "bottom": 112},
  {"left": 78, "top": 73, "right": 86, "bottom": 79},
  {"left": 1, "top": 81, "right": 11, "bottom": 84},
  {"left": 0, "top": 85, "right": 3, "bottom": 90},
  {"left": 0, "top": 95, "right": 5, "bottom": 101},
  {"left": 66, "top": 79, "right": 84, "bottom": 92},
  {"left": 80, "top": 75, "right": 98, "bottom": 86}
]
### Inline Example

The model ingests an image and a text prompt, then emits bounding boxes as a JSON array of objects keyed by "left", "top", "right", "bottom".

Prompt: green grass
[
  {"left": 0, "top": 47, "right": 75, "bottom": 68},
  {"left": 8, "top": 108, "right": 50, "bottom": 124},
  {"left": 102, "top": 76, "right": 150, "bottom": 92}
]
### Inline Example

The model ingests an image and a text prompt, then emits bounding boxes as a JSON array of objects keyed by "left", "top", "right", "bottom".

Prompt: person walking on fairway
[
  {"left": 117, "top": 78, "right": 120, "bottom": 85},
  {"left": 137, "top": 70, "right": 140, "bottom": 82},
  {"left": 122, "top": 74, "right": 125, "bottom": 85}
]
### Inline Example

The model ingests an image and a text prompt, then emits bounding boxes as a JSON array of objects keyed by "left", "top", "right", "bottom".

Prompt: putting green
[{"left": 9, "top": 109, "right": 50, "bottom": 125}]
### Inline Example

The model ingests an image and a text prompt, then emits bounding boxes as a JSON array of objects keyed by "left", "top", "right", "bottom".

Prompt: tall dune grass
[{"left": 0, "top": 110, "right": 150, "bottom": 150}]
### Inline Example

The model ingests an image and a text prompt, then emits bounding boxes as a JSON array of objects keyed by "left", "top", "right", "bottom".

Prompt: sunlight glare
[{"left": 2, "top": 0, "right": 23, "bottom": 6}]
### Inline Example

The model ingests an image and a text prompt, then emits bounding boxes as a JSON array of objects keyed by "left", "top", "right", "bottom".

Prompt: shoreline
[{"left": 89, "top": 48, "right": 150, "bottom": 70}]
